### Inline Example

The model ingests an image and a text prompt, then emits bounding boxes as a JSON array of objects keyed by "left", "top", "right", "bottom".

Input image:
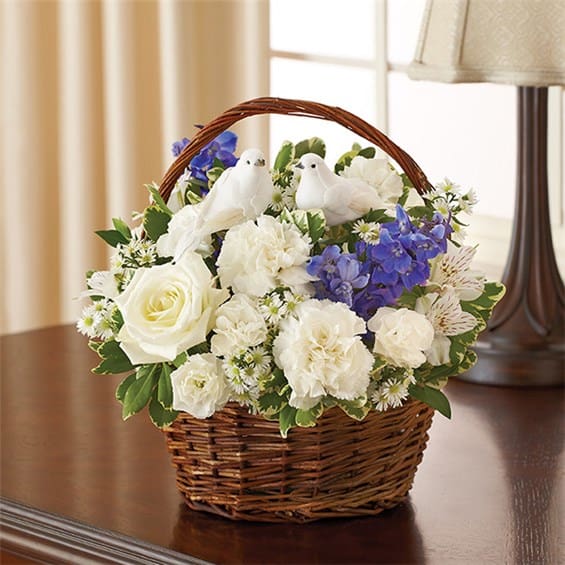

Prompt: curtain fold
[{"left": 1, "top": 0, "right": 269, "bottom": 334}]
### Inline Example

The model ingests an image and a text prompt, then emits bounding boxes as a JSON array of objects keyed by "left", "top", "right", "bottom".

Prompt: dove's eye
[
  {"left": 246, "top": 160, "right": 251, "bottom": 165},
  {"left": 310, "top": 164, "right": 316, "bottom": 169}
]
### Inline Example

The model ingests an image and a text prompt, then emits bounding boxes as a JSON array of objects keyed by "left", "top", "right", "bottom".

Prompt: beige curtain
[{"left": 0, "top": 0, "right": 270, "bottom": 334}]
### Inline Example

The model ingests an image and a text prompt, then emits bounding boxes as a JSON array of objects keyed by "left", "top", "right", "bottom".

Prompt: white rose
[
  {"left": 114, "top": 252, "right": 228, "bottom": 364},
  {"left": 156, "top": 204, "right": 212, "bottom": 259},
  {"left": 217, "top": 215, "right": 311, "bottom": 296},
  {"left": 171, "top": 353, "right": 230, "bottom": 418},
  {"left": 273, "top": 299, "right": 373, "bottom": 410},
  {"left": 368, "top": 307, "right": 434, "bottom": 369},
  {"left": 211, "top": 294, "right": 268, "bottom": 357},
  {"left": 341, "top": 156, "right": 403, "bottom": 208}
]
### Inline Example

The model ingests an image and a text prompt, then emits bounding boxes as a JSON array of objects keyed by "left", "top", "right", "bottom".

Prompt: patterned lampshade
[{"left": 407, "top": 0, "right": 565, "bottom": 86}]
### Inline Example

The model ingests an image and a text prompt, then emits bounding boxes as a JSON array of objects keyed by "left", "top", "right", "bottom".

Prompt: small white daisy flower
[
  {"left": 76, "top": 310, "right": 98, "bottom": 338},
  {"left": 353, "top": 220, "right": 380, "bottom": 244}
]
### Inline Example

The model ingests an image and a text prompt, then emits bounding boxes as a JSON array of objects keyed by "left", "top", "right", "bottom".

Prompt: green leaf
[
  {"left": 143, "top": 205, "right": 171, "bottom": 242},
  {"left": 258, "top": 392, "right": 287, "bottom": 417},
  {"left": 279, "top": 404, "right": 297, "bottom": 438},
  {"left": 148, "top": 395, "right": 178, "bottom": 428},
  {"left": 115, "top": 372, "right": 137, "bottom": 403},
  {"left": 274, "top": 141, "right": 295, "bottom": 171},
  {"left": 295, "top": 137, "right": 326, "bottom": 159},
  {"left": 207, "top": 166, "right": 226, "bottom": 186},
  {"left": 157, "top": 364, "right": 173, "bottom": 409},
  {"left": 173, "top": 351, "right": 188, "bottom": 368},
  {"left": 92, "top": 340, "right": 134, "bottom": 374},
  {"left": 145, "top": 183, "right": 173, "bottom": 216},
  {"left": 295, "top": 403, "right": 323, "bottom": 428},
  {"left": 358, "top": 147, "right": 376, "bottom": 159},
  {"left": 95, "top": 229, "right": 129, "bottom": 248},
  {"left": 112, "top": 218, "right": 132, "bottom": 241},
  {"left": 409, "top": 384, "right": 451, "bottom": 418},
  {"left": 336, "top": 398, "right": 370, "bottom": 421},
  {"left": 122, "top": 365, "right": 160, "bottom": 420},
  {"left": 305, "top": 210, "right": 326, "bottom": 243}
]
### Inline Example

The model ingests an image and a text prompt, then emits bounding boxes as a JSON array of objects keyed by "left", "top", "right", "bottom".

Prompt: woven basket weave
[{"left": 159, "top": 97, "right": 436, "bottom": 522}]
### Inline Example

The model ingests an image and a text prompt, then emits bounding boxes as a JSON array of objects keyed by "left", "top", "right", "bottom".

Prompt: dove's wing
[
  {"left": 323, "top": 180, "right": 355, "bottom": 219},
  {"left": 347, "top": 180, "right": 380, "bottom": 214},
  {"left": 198, "top": 166, "right": 236, "bottom": 222}
]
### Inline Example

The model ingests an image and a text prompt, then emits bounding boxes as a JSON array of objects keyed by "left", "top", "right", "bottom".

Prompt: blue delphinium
[
  {"left": 171, "top": 130, "right": 239, "bottom": 183},
  {"left": 308, "top": 205, "right": 450, "bottom": 320},
  {"left": 189, "top": 130, "right": 238, "bottom": 182}
]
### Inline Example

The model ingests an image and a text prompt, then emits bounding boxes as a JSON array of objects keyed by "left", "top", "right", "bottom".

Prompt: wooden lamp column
[{"left": 460, "top": 87, "right": 564, "bottom": 385}]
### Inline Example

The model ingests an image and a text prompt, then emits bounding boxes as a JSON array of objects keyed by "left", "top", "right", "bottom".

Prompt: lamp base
[
  {"left": 458, "top": 87, "right": 564, "bottom": 387},
  {"left": 459, "top": 342, "right": 564, "bottom": 386}
]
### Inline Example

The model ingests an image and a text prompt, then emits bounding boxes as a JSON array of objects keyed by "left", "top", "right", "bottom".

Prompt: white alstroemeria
[
  {"left": 341, "top": 156, "right": 404, "bottom": 210},
  {"left": 417, "top": 290, "right": 478, "bottom": 336},
  {"left": 416, "top": 290, "right": 478, "bottom": 365},
  {"left": 217, "top": 215, "right": 312, "bottom": 297},
  {"left": 166, "top": 168, "right": 191, "bottom": 213},
  {"left": 429, "top": 242, "right": 485, "bottom": 301},
  {"left": 80, "top": 270, "right": 121, "bottom": 299}
]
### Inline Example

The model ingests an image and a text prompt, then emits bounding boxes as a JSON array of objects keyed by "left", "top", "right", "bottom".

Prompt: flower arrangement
[{"left": 78, "top": 131, "right": 503, "bottom": 437}]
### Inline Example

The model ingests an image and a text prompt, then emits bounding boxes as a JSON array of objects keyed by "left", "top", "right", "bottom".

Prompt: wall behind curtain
[{"left": 0, "top": 0, "right": 269, "bottom": 334}]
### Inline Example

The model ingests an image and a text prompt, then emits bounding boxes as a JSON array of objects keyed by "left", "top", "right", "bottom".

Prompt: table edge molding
[{"left": 0, "top": 497, "right": 210, "bottom": 565}]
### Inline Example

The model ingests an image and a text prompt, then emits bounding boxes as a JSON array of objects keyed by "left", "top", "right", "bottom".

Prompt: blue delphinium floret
[{"left": 171, "top": 137, "right": 190, "bottom": 157}]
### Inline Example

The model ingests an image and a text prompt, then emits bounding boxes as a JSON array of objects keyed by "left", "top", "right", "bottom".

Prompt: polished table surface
[{"left": 0, "top": 325, "right": 563, "bottom": 564}]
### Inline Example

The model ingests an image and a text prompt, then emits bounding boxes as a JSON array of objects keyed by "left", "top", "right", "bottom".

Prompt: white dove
[
  {"left": 295, "top": 153, "right": 380, "bottom": 226},
  {"left": 172, "top": 148, "right": 274, "bottom": 261}
]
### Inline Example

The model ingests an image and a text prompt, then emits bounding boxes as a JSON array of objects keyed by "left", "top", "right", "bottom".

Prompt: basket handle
[{"left": 158, "top": 97, "right": 433, "bottom": 202}]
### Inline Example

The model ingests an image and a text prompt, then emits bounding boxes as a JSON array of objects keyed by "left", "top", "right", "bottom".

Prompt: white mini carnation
[
  {"left": 171, "top": 353, "right": 230, "bottom": 419},
  {"left": 217, "top": 215, "right": 311, "bottom": 296},
  {"left": 156, "top": 204, "right": 212, "bottom": 259},
  {"left": 341, "top": 156, "right": 403, "bottom": 209},
  {"left": 273, "top": 299, "right": 373, "bottom": 410},
  {"left": 211, "top": 294, "right": 268, "bottom": 357},
  {"left": 368, "top": 307, "right": 434, "bottom": 369}
]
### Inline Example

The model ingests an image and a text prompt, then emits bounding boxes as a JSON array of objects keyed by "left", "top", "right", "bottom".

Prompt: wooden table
[{"left": 1, "top": 325, "right": 563, "bottom": 564}]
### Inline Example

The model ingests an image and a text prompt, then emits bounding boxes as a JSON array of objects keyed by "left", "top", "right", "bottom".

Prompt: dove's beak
[
  {"left": 295, "top": 162, "right": 304, "bottom": 169},
  {"left": 254, "top": 158, "right": 266, "bottom": 167}
]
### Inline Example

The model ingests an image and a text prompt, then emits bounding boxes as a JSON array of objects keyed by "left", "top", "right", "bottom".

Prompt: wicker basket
[{"left": 159, "top": 97, "right": 436, "bottom": 523}]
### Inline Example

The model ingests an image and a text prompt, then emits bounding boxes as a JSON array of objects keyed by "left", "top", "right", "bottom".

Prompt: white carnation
[
  {"left": 211, "top": 294, "right": 268, "bottom": 357},
  {"left": 217, "top": 215, "right": 311, "bottom": 296},
  {"left": 171, "top": 354, "right": 230, "bottom": 419},
  {"left": 368, "top": 307, "right": 434, "bottom": 369},
  {"left": 341, "top": 156, "right": 403, "bottom": 209},
  {"left": 273, "top": 299, "right": 373, "bottom": 410}
]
